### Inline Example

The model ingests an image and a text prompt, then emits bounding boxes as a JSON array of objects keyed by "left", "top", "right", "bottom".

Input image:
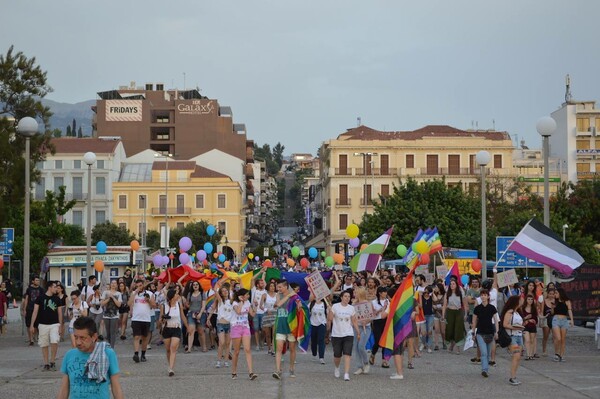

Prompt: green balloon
[
  {"left": 325, "top": 256, "right": 334, "bottom": 267},
  {"left": 397, "top": 244, "right": 407, "bottom": 257},
  {"left": 291, "top": 246, "right": 300, "bottom": 258},
  {"left": 321, "top": 251, "right": 327, "bottom": 258}
]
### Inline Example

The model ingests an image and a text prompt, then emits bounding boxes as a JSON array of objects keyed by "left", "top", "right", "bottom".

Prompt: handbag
[{"left": 497, "top": 314, "right": 512, "bottom": 348}]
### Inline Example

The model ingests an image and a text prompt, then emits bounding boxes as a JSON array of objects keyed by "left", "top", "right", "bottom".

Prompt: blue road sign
[
  {"left": 496, "top": 236, "right": 544, "bottom": 268},
  {"left": 0, "top": 227, "right": 14, "bottom": 256}
]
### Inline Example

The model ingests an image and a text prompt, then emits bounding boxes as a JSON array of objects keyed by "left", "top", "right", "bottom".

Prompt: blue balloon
[
  {"left": 461, "top": 275, "right": 470, "bottom": 286},
  {"left": 203, "top": 242, "right": 214, "bottom": 254},
  {"left": 210, "top": 263, "right": 218, "bottom": 271},
  {"left": 218, "top": 254, "right": 226, "bottom": 263},
  {"left": 96, "top": 241, "right": 107, "bottom": 254},
  {"left": 206, "top": 225, "right": 216, "bottom": 237},
  {"left": 308, "top": 247, "right": 318, "bottom": 259}
]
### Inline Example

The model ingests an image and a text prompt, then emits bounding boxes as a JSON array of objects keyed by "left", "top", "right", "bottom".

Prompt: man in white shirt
[
  {"left": 128, "top": 279, "right": 156, "bottom": 363},
  {"left": 80, "top": 275, "right": 98, "bottom": 302}
]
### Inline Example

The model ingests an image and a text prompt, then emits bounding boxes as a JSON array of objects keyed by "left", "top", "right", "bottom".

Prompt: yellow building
[
  {"left": 319, "top": 125, "right": 515, "bottom": 251},
  {"left": 112, "top": 160, "right": 245, "bottom": 259}
]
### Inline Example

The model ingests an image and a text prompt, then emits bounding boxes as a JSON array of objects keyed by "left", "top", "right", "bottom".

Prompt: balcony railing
[
  {"left": 334, "top": 168, "right": 352, "bottom": 176},
  {"left": 335, "top": 198, "right": 351, "bottom": 206},
  {"left": 360, "top": 198, "right": 373, "bottom": 206},
  {"left": 151, "top": 207, "right": 191, "bottom": 216}
]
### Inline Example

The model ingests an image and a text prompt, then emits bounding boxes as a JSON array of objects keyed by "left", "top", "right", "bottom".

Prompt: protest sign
[
  {"left": 497, "top": 269, "right": 519, "bottom": 288},
  {"left": 304, "top": 271, "right": 330, "bottom": 300}
]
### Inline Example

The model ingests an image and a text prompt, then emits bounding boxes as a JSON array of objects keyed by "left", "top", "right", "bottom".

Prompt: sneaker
[
  {"left": 168, "top": 369, "right": 174, "bottom": 377},
  {"left": 320, "top": 358, "right": 325, "bottom": 364},
  {"left": 427, "top": 348, "right": 432, "bottom": 353},
  {"left": 289, "top": 370, "right": 296, "bottom": 378},
  {"left": 390, "top": 374, "right": 404, "bottom": 380},
  {"left": 120, "top": 335, "right": 126, "bottom": 340},
  {"left": 49, "top": 362, "right": 56, "bottom": 371},
  {"left": 419, "top": 343, "right": 424, "bottom": 351},
  {"left": 553, "top": 355, "right": 561, "bottom": 362},
  {"left": 249, "top": 373, "right": 258, "bottom": 380},
  {"left": 434, "top": 345, "right": 439, "bottom": 351},
  {"left": 224, "top": 361, "right": 230, "bottom": 367},
  {"left": 141, "top": 355, "right": 147, "bottom": 362},
  {"left": 272, "top": 371, "right": 281, "bottom": 380},
  {"left": 353, "top": 368, "right": 363, "bottom": 375},
  {"left": 442, "top": 343, "right": 447, "bottom": 350},
  {"left": 509, "top": 378, "right": 521, "bottom": 386},
  {"left": 559, "top": 357, "right": 566, "bottom": 363},
  {"left": 363, "top": 364, "right": 370, "bottom": 374},
  {"left": 344, "top": 373, "right": 350, "bottom": 381},
  {"left": 42, "top": 364, "right": 50, "bottom": 371},
  {"left": 133, "top": 353, "right": 140, "bottom": 363},
  {"left": 231, "top": 373, "right": 237, "bottom": 380},
  {"left": 489, "top": 361, "right": 496, "bottom": 367},
  {"left": 482, "top": 371, "right": 489, "bottom": 378},
  {"left": 470, "top": 357, "right": 481, "bottom": 363},
  {"left": 334, "top": 368, "right": 340, "bottom": 378},
  {"left": 147, "top": 344, "right": 151, "bottom": 350},
  {"left": 215, "top": 361, "right": 221, "bottom": 368}
]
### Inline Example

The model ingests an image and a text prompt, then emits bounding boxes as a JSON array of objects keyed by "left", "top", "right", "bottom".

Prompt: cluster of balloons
[{"left": 153, "top": 254, "right": 170, "bottom": 267}]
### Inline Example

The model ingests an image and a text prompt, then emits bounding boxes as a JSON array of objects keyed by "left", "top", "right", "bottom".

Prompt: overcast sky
[{"left": 3, "top": 1, "right": 599, "bottom": 154}]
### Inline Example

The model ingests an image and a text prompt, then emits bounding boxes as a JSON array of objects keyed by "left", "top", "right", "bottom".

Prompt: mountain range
[{"left": 42, "top": 98, "right": 95, "bottom": 137}]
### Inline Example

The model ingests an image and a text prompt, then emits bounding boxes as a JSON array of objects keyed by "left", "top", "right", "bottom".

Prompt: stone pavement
[{"left": 1, "top": 305, "right": 599, "bottom": 399}]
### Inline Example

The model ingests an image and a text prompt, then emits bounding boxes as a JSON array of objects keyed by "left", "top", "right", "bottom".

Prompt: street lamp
[
  {"left": 154, "top": 153, "right": 173, "bottom": 252},
  {"left": 17, "top": 117, "right": 39, "bottom": 291},
  {"left": 476, "top": 150, "right": 491, "bottom": 279},
  {"left": 562, "top": 224, "right": 568, "bottom": 241},
  {"left": 83, "top": 151, "right": 96, "bottom": 277},
  {"left": 353, "top": 152, "right": 377, "bottom": 217},
  {"left": 537, "top": 116, "right": 557, "bottom": 284}
]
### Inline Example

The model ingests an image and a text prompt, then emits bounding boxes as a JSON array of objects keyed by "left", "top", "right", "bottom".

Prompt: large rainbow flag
[
  {"left": 284, "top": 294, "right": 311, "bottom": 352},
  {"left": 379, "top": 270, "right": 414, "bottom": 358},
  {"left": 239, "top": 257, "right": 249, "bottom": 273}
]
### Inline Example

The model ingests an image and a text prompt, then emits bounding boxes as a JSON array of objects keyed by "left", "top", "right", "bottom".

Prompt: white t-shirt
[
  {"left": 264, "top": 293, "right": 277, "bottom": 312},
  {"left": 310, "top": 302, "right": 327, "bottom": 326},
  {"left": 69, "top": 301, "right": 89, "bottom": 328},
  {"left": 80, "top": 284, "right": 96, "bottom": 302},
  {"left": 371, "top": 298, "right": 388, "bottom": 320},
  {"left": 331, "top": 303, "right": 355, "bottom": 337},
  {"left": 251, "top": 288, "right": 267, "bottom": 315},
  {"left": 131, "top": 290, "right": 154, "bottom": 322},
  {"left": 217, "top": 299, "right": 233, "bottom": 323},
  {"left": 231, "top": 300, "right": 251, "bottom": 328},
  {"left": 88, "top": 294, "right": 103, "bottom": 315}
]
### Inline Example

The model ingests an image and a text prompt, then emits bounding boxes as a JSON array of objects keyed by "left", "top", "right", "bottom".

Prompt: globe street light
[
  {"left": 83, "top": 151, "right": 96, "bottom": 277},
  {"left": 17, "top": 117, "right": 39, "bottom": 292},
  {"left": 476, "top": 150, "right": 491, "bottom": 279},
  {"left": 562, "top": 224, "right": 568, "bottom": 241},
  {"left": 537, "top": 116, "right": 557, "bottom": 284}
]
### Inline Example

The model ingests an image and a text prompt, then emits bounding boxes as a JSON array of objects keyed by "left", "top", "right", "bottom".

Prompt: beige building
[
  {"left": 112, "top": 160, "right": 245, "bottom": 259},
  {"left": 317, "top": 125, "right": 515, "bottom": 252}
]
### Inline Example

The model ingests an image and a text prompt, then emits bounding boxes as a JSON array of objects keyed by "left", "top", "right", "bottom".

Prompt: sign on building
[{"left": 105, "top": 100, "right": 142, "bottom": 122}]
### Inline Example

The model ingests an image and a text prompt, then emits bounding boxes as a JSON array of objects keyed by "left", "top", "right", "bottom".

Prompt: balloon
[
  {"left": 203, "top": 242, "right": 213, "bottom": 254},
  {"left": 0, "top": 258, "right": 3, "bottom": 269},
  {"left": 325, "top": 256, "right": 334, "bottom": 267},
  {"left": 263, "top": 259, "right": 272, "bottom": 268},
  {"left": 96, "top": 241, "right": 107, "bottom": 254},
  {"left": 224, "top": 260, "right": 230, "bottom": 268},
  {"left": 218, "top": 254, "right": 226, "bottom": 263},
  {"left": 420, "top": 253, "right": 430, "bottom": 265},
  {"left": 333, "top": 253, "right": 345, "bottom": 265},
  {"left": 461, "top": 275, "right": 470, "bottom": 286},
  {"left": 206, "top": 224, "right": 216, "bottom": 236},
  {"left": 321, "top": 251, "right": 327, "bottom": 258},
  {"left": 202, "top": 259, "right": 208, "bottom": 266},
  {"left": 179, "top": 237, "right": 192, "bottom": 252},
  {"left": 349, "top": 237, "right": 360, "bottom": 248},
  {"left": 300, "top": 258, "right": 309, "bottom": 269},
  {"left": 471, "top": 259, "right": 482, "bottom": 273},
  {"left": 346, "top": 224, "right": 359, "bottom": 239},
  {"left": 153, "top": 255, "right": 162, "bottom": 266},
  {"left": 179, "top": 253, "right": 190, "bottom": 265},
  {"left": 415, "top": 239, "right": 429, "bottom": 255},
  {"left": 213, "top": 253, "right": 219, "bottom": 259},
  {"left": 286, "top": 258, "right": 295, "bottom": 267},
  {"left": 162, "top": 256, "right": 169, "bottom": 266},
  {"left": 197, "top": 250, "right": 207, "bottom": 262},
  {"left": 396, "top": 244, "right": 407, "bottom": 257},
  {"left": 248, "top": 253, "right": 254, "bottom": 260},
  {"left": 130, "top": 240, "right": 140, "bottom": 251},
  {"left": 308, "top": 247, "right": 318, "bottom": 259},
  {"left": 93, "top": 260, "right": 104, "bottom": 273},
  {"left": 291, "top": 246, "right": 300, "bottom": 258},
  {"left": 169, "top": 254, "right": 175, "bottom": 260},
  {"left": 255, "top": 256, "right": 260, "bottom": 262}
]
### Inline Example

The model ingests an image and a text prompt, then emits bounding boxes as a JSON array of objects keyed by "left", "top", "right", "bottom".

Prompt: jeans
[
  {"left": 354, "top": 324, "right": 371, "bottom": 368},
  {"left": 310, "top": 324, "right": 326, "bottom": 359},
  {"left": 103, "top": 317, "right": 119, "bottom": 348},
  {"left": 421, "top": 315, "right": 434, "bottom": 348},
  {"left": 476, "top": 334, "right": 493, "bottom": 372}
]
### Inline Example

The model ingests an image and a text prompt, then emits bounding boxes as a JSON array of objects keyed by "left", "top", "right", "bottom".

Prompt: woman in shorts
[
  {"left": 230, "top": 288, "right": 257, "bottom": 380},
  {"left": 159, "top": 288, "right": 189, "bottom": 377},
  {"left": 118, "top": 281, "right": 130, "bottom": 340},
  {"left": 551, "top": 288, "right": 574, "bottom": 362},
  {"left": 327, "top": 290, "right": 360, "bottom": 381},
  {"left": 213, "top": 280, "right": 233, "bottom": 368},
  {"left": 184, "top": 281, "right": 207, "bottom": 353},
  {"left": 260, "top": 280, "right": 278, "bottom": 355},
  {"left": 501, "top": 295, "right": 525, "bottom": 386},
  {"left": 540, "top": 287, "right": 555, "bottom": 356},
  {"left": 520, "top": 294, "right": 538, "bottom": 360}
]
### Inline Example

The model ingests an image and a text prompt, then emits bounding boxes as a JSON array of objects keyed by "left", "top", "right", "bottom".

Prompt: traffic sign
[
  {"left": 0, "top": 227, "right": 14, "bottom": 256},
  {"left": 496, "top": 236, "right": 544, "bottom": 268}
]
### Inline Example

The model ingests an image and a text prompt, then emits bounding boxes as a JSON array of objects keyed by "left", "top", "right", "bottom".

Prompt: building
[
  {"left": 112, "top": 158, "right": 245, "bottom": 260},
  {"left": 512, "top": 142, "right": 564, "bottom": 196},
  {"left": 314, "top": 124, "right": 516, "bottom": 253},
  {"left": 92, "top": 82, "right": 248, "bottom": 161},
  {"left": 245, "top": 160, "right": 279, "bottom": 247},
  {"left": 550, "top": 100, "right": 600, "bottom": 183},
  {"left": 35, "top": 138, "right": 127, "bottom": 233}
]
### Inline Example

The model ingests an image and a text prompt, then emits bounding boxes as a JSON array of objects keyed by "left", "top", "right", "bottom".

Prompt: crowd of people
[{"left": 17, "top": 262, "right": 575, "bottom": 394}]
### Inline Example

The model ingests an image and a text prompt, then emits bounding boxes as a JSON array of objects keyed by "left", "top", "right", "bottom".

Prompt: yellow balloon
[
  {"left": 248, "top": 253, "right": 254, "bottom": 260},
  {"left": 415, "top": 239, "right": 429, "bottom": 255},
  {"left": 346, "top": 224, "right": 359, "bottom": 239}
]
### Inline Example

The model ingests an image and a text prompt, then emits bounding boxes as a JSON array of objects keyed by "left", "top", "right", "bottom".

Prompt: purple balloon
[
  {"left": 179, "top": 236, "right": 192, "bottom": 252},
  {"left": 179, "top": 253, "right": 190, "bottom": 265},
  {"left": 162, "top": 256, "right": 169, "bottom": 266},
  {"left": 197, "top": 250, "right": 207, "bottom": 262},
  {"left": 153, "top": 255, "right": 162, "bottom": 266},
  {"left": 349, "top": 237, "right": 360, "bottom": 248},
  {"left": 255, "top": 256, "right": 260, "bottom": 262}
]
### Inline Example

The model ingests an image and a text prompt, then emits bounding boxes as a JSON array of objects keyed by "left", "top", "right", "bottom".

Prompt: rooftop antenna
[
  {"left": 565, "top": 74, "right": 572, "bottom": 103},
  {"left": 183, "top": 72, "right": 186, "bottom": 90},
  {"left": 492, "top": 119, "right": 495, "bottom": 130},
  {"left": 357, "top": 117, "right": 361, "bottom": 126},
  {"left": 471, "top": 120, "right": 475, "bottom": 129}
]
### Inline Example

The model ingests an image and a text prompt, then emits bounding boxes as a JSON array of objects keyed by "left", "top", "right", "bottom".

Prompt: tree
[
  {"left": 77, "top": 126, "right": 83, "bottom": 138},
  {"left": 66, "top": 125, "right": 72, "bottom": 137},
  {"left": 72, "top": 119, "right": 76, "bottom": 138},
  {"left": 52, "top": 128, "right": 62, "bottom": 138},
  {"left": 92, "top": 222, "right": 136, "bottom": 246},
  {"left": 273, "top": 142, "right": 285, "bottom": 167},
  {"left": 169, "top": 221, "right": 222, "bottom": 254}
]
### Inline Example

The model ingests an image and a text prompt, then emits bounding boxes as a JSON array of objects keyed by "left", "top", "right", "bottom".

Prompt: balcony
[
  {"left": 151, "top": 207, "right": 191, "bottom": 216},
  {"left": 576, "top": 127, "right": 595, "bottom": 137},
  {"left": 335, "top": 198, "right": 351, "bottom": 207},
  {"left": 360, "top": 198, "right": 373, "bottom": 206},
  {"left": 334, "top": 168, "right": 353, "bottom": 176}
]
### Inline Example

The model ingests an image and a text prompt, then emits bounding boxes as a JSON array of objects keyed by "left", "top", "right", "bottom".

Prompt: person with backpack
[
  {"left": 22, "top": 275, "right": 45, "bottom": 346},
  {"left": 67, "top": 290, "right": 89, "bottom": 348}
]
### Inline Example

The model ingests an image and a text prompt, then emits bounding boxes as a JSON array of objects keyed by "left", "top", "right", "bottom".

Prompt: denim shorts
[
  {"left": 253, "top": 313, "right": 264, "bottom": 330},
  {"left": 217, "top": 323, "right": 231, "bottom": 334},
  {"left": 552, "top": 317, "right": 570, "bottom": 329},
  {"left": 510, "top": 335, "right": 523, "bottom": 348},
  {"left": 188, "top": 312, "right": 207, "bottom": 327}
]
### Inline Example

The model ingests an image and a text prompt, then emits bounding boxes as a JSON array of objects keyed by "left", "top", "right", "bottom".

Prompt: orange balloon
[
  {"left": 360, "top": 244, "right": 368, "bottom": 251},
  {"left": 420, "top": 253, "right": 430, "bottom": 265},
  {"left": 130, "top": 240, "right": 140, "bottom": 251},
  {"left": 93, "top": 260, "right": 104, "bottom": 273},
  {"left": 263, "top": 259, "right": 273, "bottom": 268},
  {"left": 224, "top": 260, "right": 230, "bottom": 268},
  {"left": 333, "top": 253, "right": 345, "bottom": 265},
  {"left": 213, "top": 253, "right": 219, "bottom": 259},
  {"left": 286, "top": 258, "right": 295, "bottom": 267}
]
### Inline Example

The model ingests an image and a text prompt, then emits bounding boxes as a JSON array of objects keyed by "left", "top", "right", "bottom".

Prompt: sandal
[
  {"left": 231, "top": 373, "right": 237, "bottom": 379},
  {"left": 408, "top": 362, "right": 414, "bottom": 369},
  {"left": 381, "top": 361, "right": 390, "bottom": 368},
  {"left": 249, "top": 373, "right": 258, "bottom": 380},
  {"left": 369, "top": 354, "right": 375, "bottom": 365}
]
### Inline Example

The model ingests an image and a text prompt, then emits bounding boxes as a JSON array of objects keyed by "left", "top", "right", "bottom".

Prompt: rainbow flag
[
  {"left": 379, "top": 270, "right": 414, "bottom": 358},
  {"left": 205, "top": 293, "right": 216, "bottom": 312},
  {"left": 403, "top": 229, "right": 425, "bottom": 269},
  {"left": 286, "top": 294, "right": 311, "bottom": 352},
  {"left": 239, "top": 257, "right": 249, "bottom": 273},
  {"left": 427, "top": 227, "right": 442, "bottom": 254},
  {"left": 350, "top": 227, "right": 393, "bottom": 273}
]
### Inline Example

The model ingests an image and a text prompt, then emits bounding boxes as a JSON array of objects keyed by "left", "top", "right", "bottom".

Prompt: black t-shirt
[
  {"left": 35, "top": 294, "right": 62, "bottom": 325},
  {"left": 25, "top": 286, "right": 45, "bottom": 311},
  {"left": 473, "top": 303, "right": 497, "bottom": 335},
  {"left": 421, "top": 295, "right": 434, "bottom": 316}
]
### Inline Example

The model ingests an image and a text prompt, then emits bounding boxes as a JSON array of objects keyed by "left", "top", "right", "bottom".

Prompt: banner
[
  {"left": 497, "top": 269, "right": 519, "bottom": 288},
  {"left": 354, "top": 301, "right": 375, "bottom": 322},
  {"left": 105, "top": 100, "right": 142, "bottom": 122},
  {"left": 304, "top": 271, "right": 330, "bottom": 301},
  {"left": 558, "top": 264, "right": 600, "bottom": 320}
]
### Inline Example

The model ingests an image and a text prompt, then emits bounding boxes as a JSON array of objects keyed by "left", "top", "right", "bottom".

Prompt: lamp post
[
  {"left": 83, "top": 152, "right": 96, "bottom": 276},
  {"left": 154, "top": 153, "right": 173, "bottom": 253},
  {"left": 17, "top": 117, "right": 39, "bottom": 291},
  {"left": 353, "top": 152, "right": 377, "bottom": 217},
  {"left": 562, "top": 224, "right": 568, "bottom": 241},
  {"left": 537, "top": 116, "right": 557, "bottom": 284},
  {"left": 476, "top": 150, "right": 491, "bottom": 279}
]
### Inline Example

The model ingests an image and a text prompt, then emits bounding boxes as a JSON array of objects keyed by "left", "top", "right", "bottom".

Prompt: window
[
  {"left": 493, "top": 154, "right": 502, "bottom": 169},
  {"left": 381, "top": 184, "right": 390, "bottom": 197},
  {"left": 72, "top": 176, "right": 83, "bottom": 200},
  {"left": 139, "top": 195, "right": 147, "bottom": 209},
  {"left": 54, "top": 177, "right": 64, "bottom": 193},
  {"left": 119, "top": 195, "right": 127, "bottom": 209},
  {"left": 159, "top": 195, "right": 166, "bottom": 213},
  {"left": 469, "top": 154, "right": 476, "bottom": 174},
  {"left": 61, "top": 269, "right": 72, "bottom": 287},
  {"left": 218, "top": 221, "right": 226, "bottom": 235},
  {"left": 576, "top": 140, "right": 591, "bottom": 150},
  {"left": 177, "top": 171, "right": 187, "bottom": 182},
  {"left": 406, "top": 154, "right": 415, "bottom": 169},
  {"left": 365, "top": 154, "right": 372, "bottom": 175},
  {"left": 96, "top": 160, "right": 105, "bottom": 169},
  {"left": 55, "top": 160, "right": 63, "bottom": 169},
  {"left": 339, "top": 214, "right": 348, "bottom": 230},
  {"left": 365, "top": 184, "right": 372, "bottom": 205},
  {"left": 596, "top": 139, "right": 600, "bottom": 149},
  {"left": 338, "top": 154, "right": 348, "bottom": 175},
  {"left": 74, "top": 160, "right": 81, "bottom": 169},
  {"left": 36, "top": 161, "right": 44, "bottom": 170},
  {"left": 577, "top": 163, "right": 590, "bottom": 172},
  {"left": 96, "top": 210, "right": 106, "bottom": 224},
  {"left": 72, "top": 210, "right": 83, "bottom": 227},
  {"left": 96, "top": 177, "right": 106, "bottom": 195},
  {"left": 176, "top": 195, "right": 184, "bottom": 213},
  {"left": 118, "top": 222, "right": 127, "bottom": 229},
  {"left": 380, "top": 154, "right": 389, "bottom": 175},
  {"left": 339, "top": 184, "right": 348, "bottom": 205},
  {"left": 176, "top": 222, "right": 185, "bottom": 229},
  {"left": 448, "top": 155, "right": 460, "bottom": 175},
  {"left": 576, "top": 117, "right": 590, "bottom": 132},
  {"left": 218, "top": 194, "right": 226, "bottom": 208},
  {"left": 426, "top": 155, "right": 439, "bottom": 175},
  {"left": 195, "top": 194, "right": 205, "bottom": 208},
  {"left": 35, "top": 177, "right": 45, "bottom": 200}
]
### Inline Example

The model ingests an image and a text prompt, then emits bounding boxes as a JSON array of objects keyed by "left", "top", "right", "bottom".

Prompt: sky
[{"left": 3, "top": 0, "right": 600, "bottom": 154}]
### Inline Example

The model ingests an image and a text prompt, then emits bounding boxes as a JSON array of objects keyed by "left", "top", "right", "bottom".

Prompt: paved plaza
[{"left": 1, "top": 306, "right": 598, "bottom": 399}]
